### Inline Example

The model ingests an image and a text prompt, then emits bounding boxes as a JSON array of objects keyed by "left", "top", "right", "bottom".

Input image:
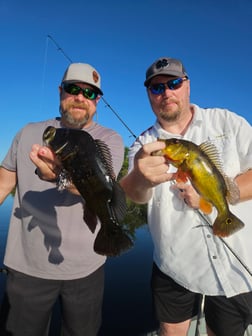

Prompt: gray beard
[{"left": 60, "top": 109, "right": 90, "bottom": 128}]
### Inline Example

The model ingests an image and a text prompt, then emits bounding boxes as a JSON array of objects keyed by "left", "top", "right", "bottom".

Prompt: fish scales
[
  {"left": 154, "top": 138, "right": 244, "bottom": 237},
  {"left": 43, "top": 126, "right": 133, "bottom": 256}
]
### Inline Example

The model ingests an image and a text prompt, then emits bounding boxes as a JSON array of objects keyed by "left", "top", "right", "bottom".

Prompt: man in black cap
[
  {"left": 121, "top": 57, "right": 252, "bottom": 336},
  {"left": 0, "top": 62, "right": 125, "bottom": 335}
]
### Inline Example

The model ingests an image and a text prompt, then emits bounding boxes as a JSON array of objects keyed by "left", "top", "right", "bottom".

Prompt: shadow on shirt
[{"left": 13, "top": 188, "right": 82, "bottom": 265}]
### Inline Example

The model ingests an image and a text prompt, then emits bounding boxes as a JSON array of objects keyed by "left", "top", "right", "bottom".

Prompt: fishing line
[
  {"left": 47, "top": 35, "right": 73, "bottom": 63},
  {"left": 171, "top": 181, "right": 252, "bottom": 277},
  {"left": 195, "top": 208, "right": 252, "bottom": 277},
  {"left": 40, "top": 36, "right": 49, "bottom": 114},
  {"left": 46, "top": 35, "right": 141, "bottom": 144}
]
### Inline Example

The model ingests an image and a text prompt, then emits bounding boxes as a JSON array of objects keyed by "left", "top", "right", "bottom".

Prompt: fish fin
[
  {"left": 94, "top": 139, "right": 116, "bottom": 179},
  {"left": 94, "top": 225, "right": 133, "bottom": 257},
  {"left": 83, "top": 204, "right": 98, "bottom": 233},
  {"left": 224, "top": 177, "right": 240, "bottom": 205},
  {"left": 212, "top": 211, "right": 245, "bottom": 237},
  {"left": 199, "top": 198, "right": 212, "bottom": 214},
  {"left": 199, "top": 141, "right": 224, "bottom": 173},
  {"left": 199, "top": 141, "right": 240, "bottom": 203},
  {"left": 109, "top": 181, "right": 127, "bottom": 221},
  {"left": 175, "top": 170, "right": 189, "bottom": 183},
  {"left": 93, "top": 180, "right": 131, "bottom": 256}
]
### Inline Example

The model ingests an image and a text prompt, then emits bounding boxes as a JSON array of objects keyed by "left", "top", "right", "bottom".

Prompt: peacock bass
[{"left": 153, "top": 138, "right": 244, "bottom": 237}]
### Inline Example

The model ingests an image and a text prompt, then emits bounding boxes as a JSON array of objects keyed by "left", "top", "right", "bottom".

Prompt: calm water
[{"left": 0, "top": 196, "right": 158, "bottom": 335}]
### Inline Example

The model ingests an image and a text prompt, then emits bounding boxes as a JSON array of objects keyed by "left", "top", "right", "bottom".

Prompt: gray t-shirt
[{"left": 2, "top": 118, "right": 124, "bottom": 280}]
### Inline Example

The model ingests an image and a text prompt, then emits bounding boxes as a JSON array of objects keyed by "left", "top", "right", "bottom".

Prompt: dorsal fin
[
  {"left": 199, "top": 141, "right": 240, "bottom": 204},
  {"left": 199, "top": 141, "right": 224, "bottom": 173},
  {"left": 224, "top": 176, "right": 240, "bottom": 204},
  {"left": 94, "top": 139, "right": 116, "bottom": 180}
]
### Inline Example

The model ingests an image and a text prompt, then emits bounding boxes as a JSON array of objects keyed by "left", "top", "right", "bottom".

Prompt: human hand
[
  {"left": 171, "top": 181, "right": 201, "bottom": 209},
  {"left": 29, "top": 144, "right": 61, "bottom": 181},
  {"left": 134, "top": 141, "right": 176, "bottom": 187}
]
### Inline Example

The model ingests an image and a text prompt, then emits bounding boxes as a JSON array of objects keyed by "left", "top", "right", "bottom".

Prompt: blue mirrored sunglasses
[
  {"left": 62, "top": 83, "right": 98, "bottom": 100},
  {"left": 148, "top": 77, "right": 188, "bottom": 95}
]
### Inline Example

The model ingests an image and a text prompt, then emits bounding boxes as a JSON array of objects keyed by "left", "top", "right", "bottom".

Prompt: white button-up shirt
[{"left": 128, "top": 104, "right": 252, "bottom": 297}]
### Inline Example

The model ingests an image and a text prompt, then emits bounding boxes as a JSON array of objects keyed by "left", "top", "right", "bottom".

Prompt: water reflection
[{"left": 0, "top": 196, "right": 158, "bottom": 335}]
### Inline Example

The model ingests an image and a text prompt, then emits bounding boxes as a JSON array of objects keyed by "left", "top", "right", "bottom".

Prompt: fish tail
[
  {"left": 94, "top": 226, "right": 133, "bottom": 257},
  {"left": 213, "top": 211, "right": 245, "bottom": 237}
]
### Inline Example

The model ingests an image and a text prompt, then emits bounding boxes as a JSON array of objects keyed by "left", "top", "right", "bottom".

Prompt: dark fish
[
  {"left": 43, "top": 126, "right": 133, "bottom": 256},
  {"left": 153, "top": 138, "right": 244, "bottom": 237}
]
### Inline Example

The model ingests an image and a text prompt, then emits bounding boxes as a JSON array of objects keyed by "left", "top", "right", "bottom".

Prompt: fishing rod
[
  {"left": 196, "top": 208, "right": 252, "bottom": 277},
  {"left": 47, "top": 34, "right": 252, "bottom": 277},
  {"left": 47, "top": 35, "right": 140, "bottom": 144},
  {"left": 170, "top": 180, "right": 252, "bottom": 277}
]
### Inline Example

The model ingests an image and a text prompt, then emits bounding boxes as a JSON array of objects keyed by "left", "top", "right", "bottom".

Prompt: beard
[
  {"left": 60, "top": 101, "right": 90, "bottom": 128},
  {"left": 159, "top": 108, "right": 181, "bottom": 122}
]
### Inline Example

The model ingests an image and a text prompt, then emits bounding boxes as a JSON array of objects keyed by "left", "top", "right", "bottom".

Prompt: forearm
[
  {"left": 235, "top": 169, "right": 252, "bottom": 202},
  {"left": 120, "top": 171, "right": 153, "bottom": 204},
  {"left": 0, "top": 167, "right": 17, "bottom": 205}
]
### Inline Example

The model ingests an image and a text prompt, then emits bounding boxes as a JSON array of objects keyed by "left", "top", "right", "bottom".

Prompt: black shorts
[
  {"left": 0, "top": 266, "right": 104, "bottom": 336},
  {"left": 151, "top": 263, "right": 202, "bottom": 323},
  {"left": 151, "top": 263, "right": 252, "bottom": 336},
  {"left": 204, "top": 293, "right": 252, "bottom": 336}
]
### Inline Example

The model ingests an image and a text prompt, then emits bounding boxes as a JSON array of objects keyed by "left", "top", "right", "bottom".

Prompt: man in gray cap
[
  {"left": 0, "top": 63, "right": 124, "bottom": 335},
  {"left": 121, "top": 57, "right": 252, "bottom": 335}
]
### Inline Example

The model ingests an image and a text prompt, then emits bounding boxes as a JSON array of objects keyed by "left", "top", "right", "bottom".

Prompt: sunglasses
[
  {"left": 62, "top": 83, "right": 99, "bottom": 100},
  {"left": 149, "top": 77, "right": 188, "bottom": 95}
]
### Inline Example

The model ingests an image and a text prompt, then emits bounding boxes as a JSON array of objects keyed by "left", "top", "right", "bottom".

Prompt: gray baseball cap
[
  {"left": 144, "top": 57, "right": 188, "bottom": 87},
  {"left": 61, "top": 63, "right": 103, "bottom": 95}
]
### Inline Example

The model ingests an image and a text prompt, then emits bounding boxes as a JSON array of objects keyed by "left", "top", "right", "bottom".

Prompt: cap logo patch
[
  {"left": 156, "top": 59, "right": 169, "bottom": 69},
  {"left": 92, "top": 71, "right": 99, "bottom": 83}
]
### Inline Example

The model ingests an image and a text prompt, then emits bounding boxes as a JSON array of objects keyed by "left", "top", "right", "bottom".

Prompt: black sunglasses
[
  {"left": 62, "top": 83, "right": 99, "bottom": 100},
  {"left": 148, "top": 77, "right": 188, "bottom": 95}
]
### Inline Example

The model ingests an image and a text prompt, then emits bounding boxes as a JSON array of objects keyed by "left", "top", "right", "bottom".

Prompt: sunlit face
[
  {"left": 147, "top": 75, "right": 190, "bottom": 124},
  {"left": 59, "top": 82, "right": 100, "bottom": 129}
]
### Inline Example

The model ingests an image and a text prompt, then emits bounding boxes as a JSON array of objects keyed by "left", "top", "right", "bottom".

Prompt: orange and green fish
[{"left": 153, "top": 138, "right": 244, "bottom": 237}]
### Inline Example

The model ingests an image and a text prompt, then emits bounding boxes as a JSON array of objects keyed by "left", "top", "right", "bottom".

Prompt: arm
[
  {"left": 120, "top": 141, "right": 173, "bottom": 204},
  {"left": 235, "top": 169, "right": 252, "bottom": 202},
  {"left": 0, "top": 167, "right": 17, "bottom": 204}
]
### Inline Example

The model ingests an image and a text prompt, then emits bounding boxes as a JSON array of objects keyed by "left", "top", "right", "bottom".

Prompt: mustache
[{"left": 69, "top": 102, "right": 89, "bottom": 109}]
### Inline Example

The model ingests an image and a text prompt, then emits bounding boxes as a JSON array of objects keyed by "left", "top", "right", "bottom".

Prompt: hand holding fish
[
  {"left": 30, "top": 144, "right": 61, "bottom": 181},
  {"left": 172, "top": 181, "right": 201, "bottom": 209},
  {"left": 134, "top": 141, "right": 175, "bottom": 186},
  {"left": 30, "top": 144, "right": 80, "bottom": 194},
  {"left": 121, "top": 141, "right": 177, "bottom": 204}
]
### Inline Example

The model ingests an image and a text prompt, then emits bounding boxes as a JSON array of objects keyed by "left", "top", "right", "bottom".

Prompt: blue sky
[{"left": 1, "top": 0, "right": 252, "bottom": 161}]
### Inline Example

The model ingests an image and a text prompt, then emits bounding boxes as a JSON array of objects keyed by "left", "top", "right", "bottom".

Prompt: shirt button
[
  {"left": 212, "top": 255, "right": 217, "bottom": 259},
  {"left": 207, "top": 234, "right": 211, "bottom": 238}
]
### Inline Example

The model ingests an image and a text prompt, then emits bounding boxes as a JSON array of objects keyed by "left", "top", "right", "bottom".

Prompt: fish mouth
[
  {"left": 43, "top": 126, "right": 56, "bottom": 145},
  {"left": 43, "top": 126, "right": 69, "bottom": 155}
]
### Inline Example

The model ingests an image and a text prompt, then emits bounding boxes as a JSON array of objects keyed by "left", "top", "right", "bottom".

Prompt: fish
[
  {"left": 43, "top": 126, "right": 133, "bottom": 256},
  {"left": 153, "top": 138, "right": 244, "bottom": 237}
]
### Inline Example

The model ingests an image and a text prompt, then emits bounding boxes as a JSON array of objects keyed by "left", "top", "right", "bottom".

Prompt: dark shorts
[
  {"left": 151, "top": 263, "right": 252, "bottom": 335},
  {"left": 205, "top": 293, "right": 252, "bottom": 336},
  {"left": 0, "top": 266, "right": 104, "bottom": 336},
  {"left": 151, "top": 263, "right": 202, "bottom": 323}
]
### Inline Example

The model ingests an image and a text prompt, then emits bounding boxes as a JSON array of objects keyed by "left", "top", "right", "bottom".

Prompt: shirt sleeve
[{"left": 1, "top": 129, "right": 22, "bottom": 172}]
